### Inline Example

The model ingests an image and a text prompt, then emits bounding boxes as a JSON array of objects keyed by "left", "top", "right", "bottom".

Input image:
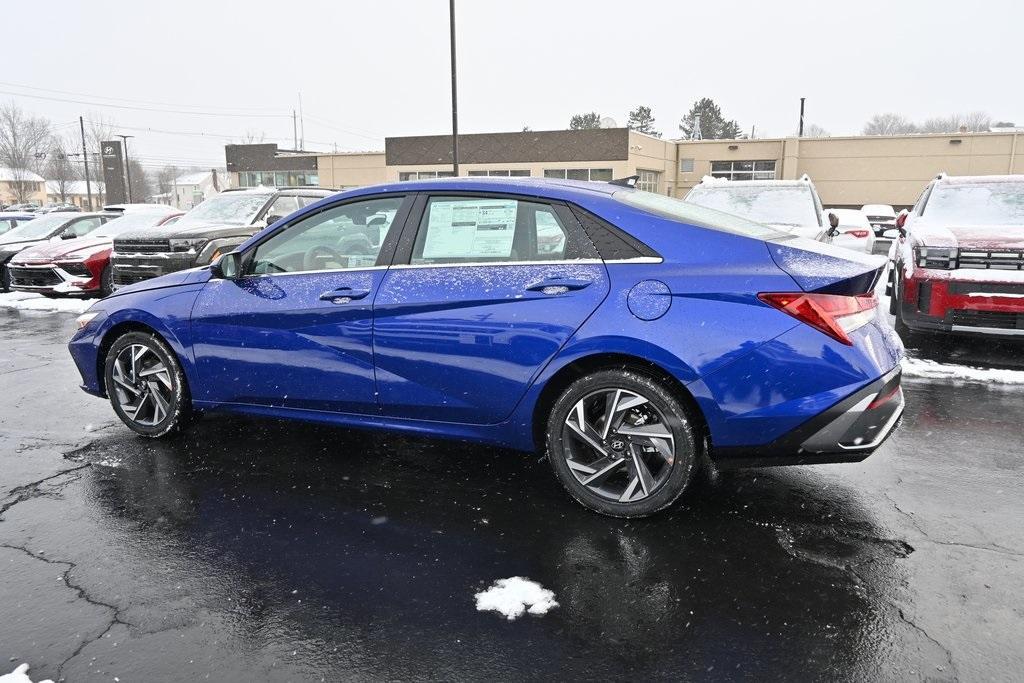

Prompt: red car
[
  {"left": 889, "top": 174, "right": 1024, "bottom": 340},
  {"left": 9, "top": 209, "right": 181, "bottom": 297}
]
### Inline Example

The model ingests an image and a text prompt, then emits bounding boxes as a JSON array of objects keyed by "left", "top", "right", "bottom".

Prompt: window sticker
[{"left": 422, "top": 199, "right": 518, "bottom": 259}]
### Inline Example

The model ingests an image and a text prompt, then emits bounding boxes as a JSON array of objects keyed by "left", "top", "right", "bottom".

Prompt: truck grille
[
  {"left": 957, "top": 249, "right": 1024, "bottom": 270},
  {"left": 9, "top": 266, "right": 61, "bottom": 288},
  {"left": 947, "top": 310, "right": 1024, "bottom": 330},
  {"left": 114, "top": 239, "right": 171, "bottom": 254}
]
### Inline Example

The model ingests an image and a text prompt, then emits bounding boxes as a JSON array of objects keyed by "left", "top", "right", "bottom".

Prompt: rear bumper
[
  {"left": 900, "top": 270, "right": 1024, "bottom": 338},
  {"left": 712, "top": 366, "right": 904, "bottom": 467}
]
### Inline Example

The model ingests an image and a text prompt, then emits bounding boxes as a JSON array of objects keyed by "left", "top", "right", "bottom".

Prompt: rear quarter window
[{"left": 614, "top": 189, "right": 791, "bottom": 240}]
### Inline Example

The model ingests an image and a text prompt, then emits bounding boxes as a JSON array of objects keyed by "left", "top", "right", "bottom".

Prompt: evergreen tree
[
  {"left": 569, "top": 112, "right": 602, "bottom": 130},
  {"left": 627, "top": 106, "right": 661, "bottom": 137},
  {"left": 679, "top": 98, "right": 742, "bottom": 140}
]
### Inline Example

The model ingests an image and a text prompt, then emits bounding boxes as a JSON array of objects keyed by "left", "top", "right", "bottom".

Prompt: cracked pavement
[{"left": 1, "top": 308, "right": 1022, "bottom": 681}]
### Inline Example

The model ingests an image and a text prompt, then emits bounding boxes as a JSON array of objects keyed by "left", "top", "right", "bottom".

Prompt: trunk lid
[{"left": 767, "top": 235, "right": 887, "bottom": 295}]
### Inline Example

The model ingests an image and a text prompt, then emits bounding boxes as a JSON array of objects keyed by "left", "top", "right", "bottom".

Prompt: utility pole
[
  {"left": 79, "top": 116, "right": 93, "bottom": 210},
  {"left": 293, "top": 110, "right": 298, "bottom": 150},
  {"left": 298, "top": 92, "right": 305, "bottom": 150},
  {"left": 449, "top": 0, "right": 459, "bottom": 176},
  {"left": 798, "top": 97, "right": 806, "bottom": 137},
  {"left": 117, "top": 134, "right": 134, "bottom": 202}
]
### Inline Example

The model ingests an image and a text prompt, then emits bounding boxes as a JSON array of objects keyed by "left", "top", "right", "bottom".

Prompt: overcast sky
[{"left": 5, "top": 0, "right": 1022, "bottom": 172}]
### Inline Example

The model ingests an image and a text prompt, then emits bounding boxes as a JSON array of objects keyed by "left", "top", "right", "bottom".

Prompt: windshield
[
  {"left": 685, "top": 185, "right": 820, "bottom": 228},
  {"left": 616, "top": 189, "right": 791, "bottom": 240},
  {"left": 174, "top": 192, "right": 272, "bottom": 227},
  {"left": 923, "top": 182, "right": 1024, "bottom": 226},
  {"left": 0, "top": 213, "right": 70, "bottom": 242},
  {"left": 92, "top": 212, "right": 173, "bottom": 238}
]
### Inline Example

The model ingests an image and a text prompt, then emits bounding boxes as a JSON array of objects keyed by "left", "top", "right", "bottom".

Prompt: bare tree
[
  {"left": 45, "top": 135, "right": 81, "bottom": 203},
  {"left": 239, "top": 129, "right": 266, "bottom": 144},
  {"left": 862, "top": 113, "right": 918, "bottom": 136},
  {"left": 919, "top": 111, "right": 992, "bottom": 134},
  {"left": 127, "top": 158, "right": 153, "bottom": 202},
  {"left": 0, "top": 101, "right": 51, "bottom": 203},
  {"left": 802, "top": 123, "right": 830, "bottom": 137},
  {"left": 155, "top": 165, "right": 181, "bottom": 196}
]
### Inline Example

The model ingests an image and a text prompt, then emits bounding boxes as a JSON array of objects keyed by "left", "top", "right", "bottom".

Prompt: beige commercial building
[{"left": 227, "top": 128, "right": 1024, "bottom": 209}]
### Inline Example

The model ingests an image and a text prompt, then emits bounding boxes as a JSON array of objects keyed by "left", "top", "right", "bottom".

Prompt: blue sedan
[{"left": 69, "top": 177, "right": 904, "bottom": 517}]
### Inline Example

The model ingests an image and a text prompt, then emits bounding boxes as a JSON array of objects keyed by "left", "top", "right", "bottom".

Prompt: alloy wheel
[
  {"left": 561, "top": 388, "right": 675, "bottom": 504},
  {"left": 110, "top": 343, "right": 175, "bottom": 426}
]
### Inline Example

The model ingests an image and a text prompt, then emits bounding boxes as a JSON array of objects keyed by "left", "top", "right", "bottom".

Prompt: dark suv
[{"left": 110, "top": 187, "right": 332, "bottom": 288}]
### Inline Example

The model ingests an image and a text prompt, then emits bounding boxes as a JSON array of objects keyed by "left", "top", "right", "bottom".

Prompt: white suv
[{"left": 684, "top": 174, "right": 835, "bottom": 241}]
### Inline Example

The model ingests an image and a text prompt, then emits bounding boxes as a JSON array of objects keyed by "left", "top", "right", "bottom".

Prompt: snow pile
[
  {"left": 475, "top": 577, "right": 558, "bottom": 620},
  {"left": 0, "top": 664, "right": 53, "bottom": 683},
  {"left": 902, "top": 357, "right": 1024, "bottom": 385},
  {"left": 0, "top": 292, "right": 94, "bottom": 314}
]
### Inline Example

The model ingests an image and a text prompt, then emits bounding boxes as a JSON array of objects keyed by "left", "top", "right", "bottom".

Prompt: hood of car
[
  {"left": 11, "top": 236, "right": 112, "bottom": 264},
  {"left": 912, "top": 222, "right": 1024, "bottom": 250},
  {"left": 114, "top": 221, "right": 259, "bottom": 243},
  {"left": 0, "top": 238, "right": 43, "bottom": 255}
]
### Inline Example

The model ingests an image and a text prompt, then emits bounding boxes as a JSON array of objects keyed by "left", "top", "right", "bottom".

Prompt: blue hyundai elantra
[{"left": 69, "top": 177, "right": 904, "bottom": 517}]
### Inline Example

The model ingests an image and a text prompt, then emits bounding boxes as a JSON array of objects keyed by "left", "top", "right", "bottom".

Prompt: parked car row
[{"left": 0, "top": 202, "right": 81, "bottom": 214}]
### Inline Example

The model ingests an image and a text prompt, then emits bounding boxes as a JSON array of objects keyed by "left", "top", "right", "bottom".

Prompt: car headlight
[
  {"left": 168, "top": 238, "right": 208, "bottom": 254},
  {"left": 914, "top": 246, "right": 957, "bottom": 270},
  {"left": 75, "top": 311, "right": 102, "bottom": 330}
]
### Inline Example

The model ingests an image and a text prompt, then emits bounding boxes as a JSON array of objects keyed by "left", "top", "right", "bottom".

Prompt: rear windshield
[
  {"left": 685, "top": 184, "right": 820, "bottom": 229},
  {"left": 615, "top": 188, "right": 791, "bottom": 240},
  {"left": 92, "top": 212, "right": 172, "bottom": 238},
  {"left": 923, "top": 182, "right": 1024, "bottom": 226}
]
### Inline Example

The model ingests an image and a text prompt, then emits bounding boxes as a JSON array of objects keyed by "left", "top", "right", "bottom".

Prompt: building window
[
  {"left": 238, "top": 171, "right": 319, "bottom": 187},
  {"left": 636, "top": 170, "right": 661, "bottom": 193},
  {"left": 543, "top": 168, "right": 613, "bottom": 181},
  {"left": 710, "top": 160, "right": 776, "bottom": 181},
  {"left": 399, "top": 171, "right": 456, "bottom": 181},
  {"left": 467, "top": 170, "right": 531, "bottom": 177},
  {"left": 679, "top": 158, "right": 695, "bottom": 173}
]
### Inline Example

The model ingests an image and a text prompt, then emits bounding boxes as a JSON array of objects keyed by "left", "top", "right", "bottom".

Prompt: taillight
[
  {"left": 758, "top": 292, "right": 878, "bottom": 345},
  {"left": 846, "top": 230, "right": 870, "bottom": 238}
]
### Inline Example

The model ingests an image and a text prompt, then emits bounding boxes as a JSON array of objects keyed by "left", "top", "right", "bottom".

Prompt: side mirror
[
  {"left": 60, "top": 229, "right": 76, "bottom": 240},
  {"left": 265, "top": 214, "right": 283, "bottom": 226},
  {"left": 210, "top": 251, "right": 241, "bottom": 280},
  {"left": 881, "top": 228, "right": 901, "bottom": 239},
  {"left": 828, "top": 212, "right": 839, "bottom": 230},
  {"left": 895, "top": 209, "right": 909, "bottom": 236}
]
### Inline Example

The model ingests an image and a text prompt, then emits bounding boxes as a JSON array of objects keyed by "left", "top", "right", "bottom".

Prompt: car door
[
  {"left": 190, "top": 194, "right": 412, "bottom": 413},
  {"left": 373, "top": 193, "right": 610, "bottom": 424}
]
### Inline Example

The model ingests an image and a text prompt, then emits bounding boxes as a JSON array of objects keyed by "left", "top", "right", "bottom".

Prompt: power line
[
  {"left": 0, "top": 89, "right": 292, "bottom": 118},
  {"left": 0, "top": 80, "right": 287, "bottom": 114}
]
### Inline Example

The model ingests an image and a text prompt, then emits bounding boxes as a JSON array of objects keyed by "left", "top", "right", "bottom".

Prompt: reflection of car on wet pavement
[
  {"left": 889, "top": 174, "right": 1024, "bottom": 341},
  {"left": 69, "top": 176, "right": 903, "bottom": 517}
]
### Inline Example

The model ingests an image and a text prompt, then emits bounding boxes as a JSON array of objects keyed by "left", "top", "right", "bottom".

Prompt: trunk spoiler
[{"left": 766, "top": 237, "right": 887, "bottom": 295}]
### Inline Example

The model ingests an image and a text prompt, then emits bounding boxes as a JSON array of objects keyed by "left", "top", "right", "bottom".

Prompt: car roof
[
  {"left": 934, "top": 174, "right": 1024, "bottom": 186},
  {"left": 222, "top": 186, "right": 332, "bottom": 196},
  {"left": 0, "top": 212, "right": 36, "bottom": 218},
  {"left": 339, "top": 176, "right": 621, "bottom": 202}
]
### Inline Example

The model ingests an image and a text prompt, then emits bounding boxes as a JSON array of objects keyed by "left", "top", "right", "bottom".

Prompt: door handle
[
  {"left": 319, "top": 287, "right": 371, "bottom": 304},
  {"left": 525, "top": 277, "right": 593, "bottom": 294}
]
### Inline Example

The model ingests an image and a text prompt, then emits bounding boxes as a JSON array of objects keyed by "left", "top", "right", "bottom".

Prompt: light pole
[
  {"left": 117, "top": 134, "right": 135, "bottom": 202},
  {"left": 798, "top": 97, "right": 806, "bottom": 138},
  {"left": 449, "top": 0, "right": 459, "bottom": 176}
]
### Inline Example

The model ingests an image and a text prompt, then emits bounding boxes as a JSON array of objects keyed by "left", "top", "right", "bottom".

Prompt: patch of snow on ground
[
  {"left": 0, "top": 292, "right": 94, "bottom": 314},
  {"left": 902, "top": 356, "right": 1024, "bottom": 385},
  {"left": 0, "top": 664, "right": 53, "bottom": 683},
  {"left": 475, "top": 577, "right": 558, "bottom": 620}
]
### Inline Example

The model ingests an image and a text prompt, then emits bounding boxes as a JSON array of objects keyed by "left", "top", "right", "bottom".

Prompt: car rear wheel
[
  {"left": 104, "top": 331, "right": 192, "bottom": 438},
  {"left": 546, "top": 369, "right": 699, "bottom": 518}
]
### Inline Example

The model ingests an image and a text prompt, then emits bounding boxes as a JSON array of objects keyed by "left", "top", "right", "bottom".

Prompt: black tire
[
  {"left": 99, "top": 264, "right": 113, "bottom": 298},
  {"left": 546, "top": 369, "right": 699, "bottom": 518},
  {"left": 103, "top": 331, "right": 192, "bottom": 438},
  {"left": 0, "top": 264, "right": 9, "bottom": 293}
]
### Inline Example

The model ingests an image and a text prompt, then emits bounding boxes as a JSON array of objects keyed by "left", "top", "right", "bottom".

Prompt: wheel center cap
[{"left": 609, "top": 439, "right": 626, "bottom": 452}]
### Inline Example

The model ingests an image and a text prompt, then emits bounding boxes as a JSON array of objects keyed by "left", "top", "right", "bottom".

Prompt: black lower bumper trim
[{"left": 712, "top": 366, "right": 903, "bottom": 468}]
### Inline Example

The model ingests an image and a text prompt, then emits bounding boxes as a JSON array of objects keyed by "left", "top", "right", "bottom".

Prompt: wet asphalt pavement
[{"left": 1, "top": 308, "right": 1022, "bottom": 682}]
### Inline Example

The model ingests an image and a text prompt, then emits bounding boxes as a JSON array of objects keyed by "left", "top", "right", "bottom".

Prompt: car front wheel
[
  {"left": 104, "top": 331, "right": 192, "bottom": 438},
  {"left": 546, "top": 369, "right": 699, "bottom": 518}
]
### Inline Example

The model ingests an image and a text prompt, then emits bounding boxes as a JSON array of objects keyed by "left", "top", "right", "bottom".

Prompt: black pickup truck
[{"left": 110, "top": 186, "right": 332, "bottom": 289}]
